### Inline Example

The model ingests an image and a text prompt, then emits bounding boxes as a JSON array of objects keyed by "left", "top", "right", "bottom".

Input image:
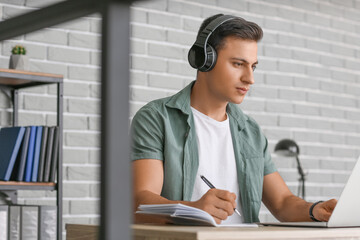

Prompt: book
[
  {"left": 31, "top": 126, "right": 43, "bottom": 182},
  {"left": 0, "top": 205, "right": 8, "bottom": 240},
  {"left": 43, "top": 127, "right": 54, "bottom": 182},
  {"left": 0, "top": 126, "right": 25, "bottom": 181},
  {"left": 20, "top": 205, "right": 38, "bottom": 240},
  {"left": 37, "top": 127, "right": 49, "bottom": 182},
  {"left": 7, "top": 205, "right": 56, "bottom": 240},
  {"left": 38, "top": 205, "right": 57, "bottom": 240},
  {"left": 8, "top": 205, "right": 20, "bottom": 240},
  {"left": 15, "top": 127, "right": 31, "bottom": 181},
  {"left": 136, "top": 204, "right": 258, "bottom": 227},
  {"left": 24, "top": 126, "right": 37, "bottom": 182},
  {"left": 49, "top": 126, "right": 59, "bottom": 182}
]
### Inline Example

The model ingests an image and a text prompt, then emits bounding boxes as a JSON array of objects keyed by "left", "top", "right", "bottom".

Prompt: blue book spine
[
  {"left": 31, "top": 126, "right": 43, "bottom": 182},
  {"left": 16, "top": 127, "right": 31, "bottom": 181},
  {"left": 24, "top": 126, "right": 37, "bottom": 182},
  {"left": 0, "top": 127, "right": 25, "bottom": 181}
]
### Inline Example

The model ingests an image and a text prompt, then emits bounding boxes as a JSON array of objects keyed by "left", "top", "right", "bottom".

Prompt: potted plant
[{"left": 9, "top": 45, "right": 29, "bottom": 71}]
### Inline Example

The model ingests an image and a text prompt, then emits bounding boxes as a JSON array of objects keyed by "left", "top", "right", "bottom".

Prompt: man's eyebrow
[{"left": 231, "top": 57, "right": 258, "bottom": 65}]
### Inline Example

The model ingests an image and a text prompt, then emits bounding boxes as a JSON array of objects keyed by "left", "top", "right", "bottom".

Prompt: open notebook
[
  {"left": 136, "top": 203, "right": 257, "bottom": 227},
  {"left": 261, "top": 156, "right": 360, "bottom": 228}
]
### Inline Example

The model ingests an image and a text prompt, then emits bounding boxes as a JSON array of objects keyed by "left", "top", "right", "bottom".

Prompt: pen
[{"left": 200, "top": 175, "right": 242, "bottom": 217}]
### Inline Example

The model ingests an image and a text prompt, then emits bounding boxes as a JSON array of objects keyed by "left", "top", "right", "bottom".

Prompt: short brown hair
[{"left": 198, "top": 14, "right": 263, "bottom": 51}]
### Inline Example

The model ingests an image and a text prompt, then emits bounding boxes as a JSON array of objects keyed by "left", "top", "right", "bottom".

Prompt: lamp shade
[{"left": 274, "top": 139, "right": 300, "bottom": 157}]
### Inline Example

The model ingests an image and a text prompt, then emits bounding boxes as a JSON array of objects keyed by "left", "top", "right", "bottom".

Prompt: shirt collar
[
  {"left": 227, "top": 103, "right": 248, "bottom": 131},
  {"left": 165, "top": 81, "right": 194, "bottom": 115},
  {"left": 166, "top": 80, "right": 249, "bottom": 130}
]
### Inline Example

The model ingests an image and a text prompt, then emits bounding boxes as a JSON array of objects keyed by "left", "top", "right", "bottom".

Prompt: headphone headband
[
  {"left": 193, "top": 15, "right": 236, "bottom": 49},
  {"left": 188, "top": 15, "right": 236, "bottom": 72}
]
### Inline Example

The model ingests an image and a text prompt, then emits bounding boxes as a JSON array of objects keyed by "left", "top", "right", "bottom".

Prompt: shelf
[
  {"left": 0, "top": 68, "right": 63, "bottom": 239},
  {"left": 0, "top": 181, "right": 56, "bottom": 190},
  {"left": 0, "top": 68, "right": 63, "bottom": 89}
]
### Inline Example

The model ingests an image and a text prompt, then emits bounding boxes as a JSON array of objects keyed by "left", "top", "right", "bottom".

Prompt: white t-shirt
[{"left": 190, "top": 107, "right": 244, "bottom": 224}]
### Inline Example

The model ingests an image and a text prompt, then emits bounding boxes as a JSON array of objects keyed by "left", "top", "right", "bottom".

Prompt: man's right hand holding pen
[
  {"left": 189, "top": 188, "right": 239, "bottom": 224},
  {"left": 187, "top": 175, "right": 241, "bottom": 225}
]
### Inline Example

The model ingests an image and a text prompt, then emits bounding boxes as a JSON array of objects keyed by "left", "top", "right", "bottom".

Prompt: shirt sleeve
[{"left": 130, "top": 106, "right": 165, "bottom": 161}]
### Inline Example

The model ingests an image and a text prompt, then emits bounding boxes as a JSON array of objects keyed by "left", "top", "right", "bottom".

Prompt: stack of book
[
  {"left": 0, "top": 126, "right": 59, "bottom": 182},
  {"left": 0, "top": 204, "right": 57, "bottom": 239}
]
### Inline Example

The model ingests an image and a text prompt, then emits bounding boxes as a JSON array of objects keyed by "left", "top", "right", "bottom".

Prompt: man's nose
[{"left": 241, "top": 67, "right": 255, "bottom": 85}]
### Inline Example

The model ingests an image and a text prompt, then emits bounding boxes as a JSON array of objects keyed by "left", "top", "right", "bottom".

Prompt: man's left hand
[{"left": 312, "top": 199, "right": 338, "bottom": 222}]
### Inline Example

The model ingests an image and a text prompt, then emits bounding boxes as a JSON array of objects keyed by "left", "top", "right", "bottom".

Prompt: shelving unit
[{"left": 0, "top": 68, "right": 63, "bottom": 240}]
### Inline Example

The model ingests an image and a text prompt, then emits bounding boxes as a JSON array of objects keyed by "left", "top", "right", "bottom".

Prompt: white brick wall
[
  {"left": 0, "top": 0, "right": 359, "bottom": 233},
  {"left": 0, "top": 0, "right": 102, "bottom": 236}
]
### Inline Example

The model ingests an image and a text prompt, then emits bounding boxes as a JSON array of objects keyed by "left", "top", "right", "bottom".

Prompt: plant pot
[{"left": 9, "top": 55, "right": 29, "bottom": 71}]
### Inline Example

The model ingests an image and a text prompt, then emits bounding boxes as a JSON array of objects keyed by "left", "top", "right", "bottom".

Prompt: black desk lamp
[{"left": 274, "top": 139, "right": 306, "bottom": 199}]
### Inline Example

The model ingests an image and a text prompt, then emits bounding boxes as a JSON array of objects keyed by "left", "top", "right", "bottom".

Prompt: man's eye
[
  {"left": 252, "top": 65, "right": 257, "bottom": 71},
  {"left": 234, "top": 62, "right": 242, "bottom": 67}
]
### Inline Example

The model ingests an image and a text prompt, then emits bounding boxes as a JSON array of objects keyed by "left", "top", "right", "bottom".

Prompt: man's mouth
[{"left": 236, "top": 87, "right": 249, "bottom": 94}]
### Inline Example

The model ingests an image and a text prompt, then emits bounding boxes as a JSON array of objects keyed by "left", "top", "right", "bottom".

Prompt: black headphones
[{"left": 188, "top": 15, "right": 236, "bottom": 72}]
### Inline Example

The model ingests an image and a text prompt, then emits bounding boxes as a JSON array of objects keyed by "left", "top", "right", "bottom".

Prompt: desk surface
[
  {"left": 66, "top": 224, "right": 360, "bottom": 240},
  {"left": 133, "top": 224, "right": 360, "bottom": 240}
]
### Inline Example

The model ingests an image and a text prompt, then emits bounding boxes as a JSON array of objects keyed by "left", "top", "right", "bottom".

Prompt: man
[{"left": 131, "top": 14, "right": 337, "bottom": 224}]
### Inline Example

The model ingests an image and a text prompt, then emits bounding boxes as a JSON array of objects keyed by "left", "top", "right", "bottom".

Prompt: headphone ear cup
[
  {"left": 199, "top": 44, "right": 217, "bottom": 72},
  {"left": 188, "top": 45, "right": 205, "bottom": 70}
]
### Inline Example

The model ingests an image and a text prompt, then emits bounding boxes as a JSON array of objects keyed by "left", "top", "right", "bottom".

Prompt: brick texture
[{"left": 0, "top": 0, "right": 359, "bottom": 231}]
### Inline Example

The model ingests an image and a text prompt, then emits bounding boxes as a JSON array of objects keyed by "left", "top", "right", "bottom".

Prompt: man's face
[{"left": 204, "top": 37, "right": 258, "bottom": 105}]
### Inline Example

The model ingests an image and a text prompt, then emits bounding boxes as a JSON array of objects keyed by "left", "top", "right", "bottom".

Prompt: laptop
[{"left": 261, "top": 156, "right": 360, "bottom": 228}]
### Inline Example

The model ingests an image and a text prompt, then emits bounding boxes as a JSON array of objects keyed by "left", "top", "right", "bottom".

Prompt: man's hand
[
  {"left": 263, "top": 172, "right": 339, "bottom": 222},
  {"left": 312, "top": 199, "right": 337, "bottom": 222},
  {"left": 133, "top": 160, "right": 239, "bottom": 224},
  {"left": 190, "top": 189, "right": 237, "bottom": 224}
]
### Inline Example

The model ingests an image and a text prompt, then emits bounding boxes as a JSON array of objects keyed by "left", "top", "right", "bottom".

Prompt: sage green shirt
[{"left": 130, "top": 81, "right": 277, "bottom": 223}]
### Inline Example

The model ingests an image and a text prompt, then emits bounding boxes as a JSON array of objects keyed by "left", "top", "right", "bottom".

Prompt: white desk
[
  {"left": 132, "top": 224, "right": 360, "bottom": 240},
  {"left": 66, "top": 224, "right": 360, "bottom": 240}
]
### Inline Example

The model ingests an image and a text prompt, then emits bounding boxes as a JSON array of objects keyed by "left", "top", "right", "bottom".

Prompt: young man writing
[{"left": 131, "top": 14, "right": 337, "bottom": 224}]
